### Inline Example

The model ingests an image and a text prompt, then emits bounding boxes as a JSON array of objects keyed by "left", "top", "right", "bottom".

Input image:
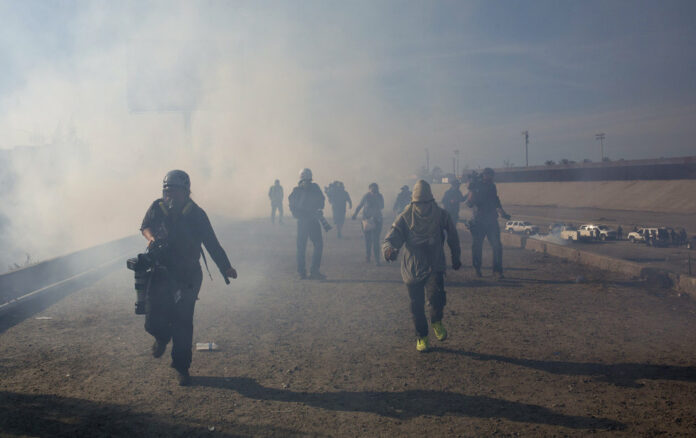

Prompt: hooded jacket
[{"left": 383, "top": 180, "right": 461, "bottom": 284}]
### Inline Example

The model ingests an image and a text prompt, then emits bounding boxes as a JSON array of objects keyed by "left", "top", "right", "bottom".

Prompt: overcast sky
[{"left": 1, "top": 0, "right": 695, "bottom": 170}]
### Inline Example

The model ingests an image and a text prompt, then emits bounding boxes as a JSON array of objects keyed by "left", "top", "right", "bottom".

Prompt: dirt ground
[{"left": 3, "top": 217, "right": 696, "bottom": 437}]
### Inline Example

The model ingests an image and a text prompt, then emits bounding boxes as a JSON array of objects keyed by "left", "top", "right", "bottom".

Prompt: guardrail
[{"left": 0, "top": 235, "right": 143, "bottom": 309}]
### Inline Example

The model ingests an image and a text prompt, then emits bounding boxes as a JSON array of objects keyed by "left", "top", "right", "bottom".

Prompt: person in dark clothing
[
  {"left": 353, "top": 183, "right": 385, "bottom": 265},
  {"left": 466, "top": 168, "right": 510, "bottom": 279},
  {"left": 326, "top": 181, "right": 352, "bottom": 238},
  {"left": 393, "top": 185, "right": 412, "bottom": 215},
  {"left": 268, "top": 179, "right": 284, "bottom": 224},
  {"left": 617, "top": 225, "right": 623, "bottom": 240},
  {"left": 140, "top": 170, "right": 237, "bottom": 386},
  {"left": 383, "top": 179, "right": 461, "bottom": 352},
  {"left": 441, "top": 179, "right": 468, "bottom": 224},
  {"left": 680, "top": 228, "right": 688, "bottom": 246},
  {"left": 289, "top": 168, "right": 327, "bottom": 280}
]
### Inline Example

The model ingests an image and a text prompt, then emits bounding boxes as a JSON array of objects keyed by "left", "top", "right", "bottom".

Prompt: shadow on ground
[
  {"left": 193, "top": 376, "right": 624, "bottom": 431},
  {"left": 0, "top": 391, "right": 305, "bottom": 438},
  {"left": 436, "top": 348, "right": 696, "bottom": 388}
]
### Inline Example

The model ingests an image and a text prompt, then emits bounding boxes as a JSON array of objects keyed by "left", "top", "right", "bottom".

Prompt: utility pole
[
  {"left": 425, "top": 148, "right": 430, "bottom": 173},
  {"left": 595, "top": 133, "right": 606, "bottom": 161},
  {"left": 454, "top": 149, "right": 460, "bottom": 177},
  {"left": 522, "top": 130, "right": 529, "bottom": 167}
]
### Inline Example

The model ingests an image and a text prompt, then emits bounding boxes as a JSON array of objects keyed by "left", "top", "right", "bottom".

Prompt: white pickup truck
[
  {"left": 627, "top": 227, "right": 669, "bottom": 246},
  {"left": 559, "top": 226, "right": 582, "bottom": 241},
  {"left": 505, "top": 221, "right": 539, "bottom": 235},
  {"left": 578, "top": 224, "right": 617, "bottom": 240}
]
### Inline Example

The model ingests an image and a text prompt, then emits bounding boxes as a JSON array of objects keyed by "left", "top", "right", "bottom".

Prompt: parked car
[
  {"left": 505, "top": 221, "right": 539, "bottom": 235},
  {"left": 627, "top": 227, "right": 670, "bottom": 246},
  {"left": 549, "top": 223, "right": 572, "bottom": 234},
  {"left": 578, "top": 224, "right": 617, "bottom": 241},
  {"left": 559, "top": 225, "right": 582, "bottom": 241}
]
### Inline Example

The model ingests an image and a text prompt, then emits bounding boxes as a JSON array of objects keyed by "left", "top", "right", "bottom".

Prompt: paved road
[{"left": 2, "top": 217, "right": 696, "bottom": 436}]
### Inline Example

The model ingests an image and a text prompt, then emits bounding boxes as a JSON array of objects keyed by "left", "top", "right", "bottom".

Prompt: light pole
[
  {"left": 454, "top": 149, "right": 460, "bottom": 177},
  {"left": 425, "top": 148, "right": 430, "bottom": 173},
  {"left": 595, "top": 133, "right": 606, "bottom": 161},
  {"left": 522, "top": 130, "right": 529, "bottom": 167}
]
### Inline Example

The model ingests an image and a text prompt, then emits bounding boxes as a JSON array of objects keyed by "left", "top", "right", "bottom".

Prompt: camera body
[
  {"left": 316, "top": 210, "right": 333, "bottom": 232},
  {"left": 126, "top": 240, "right": 169, "bottom": 315}
]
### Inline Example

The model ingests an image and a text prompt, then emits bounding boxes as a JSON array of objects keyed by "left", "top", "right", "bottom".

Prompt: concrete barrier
[
  {"left": 0, "top": 235, "right": 142, "bottom": 307},
  {"left": 461, "top": 223, "right": 696, "bottom": 297}
]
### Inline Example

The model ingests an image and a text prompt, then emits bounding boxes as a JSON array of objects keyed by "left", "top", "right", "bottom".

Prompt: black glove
[{"left": 452, "top": 258, "right": 462, "bottom": 270}]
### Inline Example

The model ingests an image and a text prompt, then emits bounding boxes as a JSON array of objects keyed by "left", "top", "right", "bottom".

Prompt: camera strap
[{"left": 199, "top": 247, "right": 213, "bottom": 281}]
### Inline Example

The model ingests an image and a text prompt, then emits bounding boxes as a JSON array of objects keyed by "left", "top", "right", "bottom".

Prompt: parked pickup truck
[
  {"left": 578, "top": 224, "right": 617, "bottom": 240},
  {"left": 559, "top": 226, "right": 584, "bottom": 241},
  {"left": 505, "top": 221, "right": 539, "bottom": 235},
  {"left": 549, "top": 223, "right": 572, "bottom": 234},
  {"left": 627, "top": 227, "right": 670, "bottom": 246}
]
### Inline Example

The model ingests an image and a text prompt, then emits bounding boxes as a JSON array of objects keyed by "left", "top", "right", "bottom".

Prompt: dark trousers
[
  {"left": 145, "top": 267, "right": 202, "bottom": 372},
  {"left": 446, "top": 209, "right": 459, "bottom": 224},
  {"left": 297, "top": 218, "right": 323, "bottom": 275},
  {"left": 363, "top": 219, "right": 383, "bottom": 262},
  {"left": 471, "top": 220, "right": 503, "bottom": 273},
  {"left": 333, "top": 208, "right": 346, "bottom": 237},
  {"left": 407, "top": 272, "right": 446, "bottom": 338},
  {"left": 271, "top": 203, "right": 283, "bottom": 223}
]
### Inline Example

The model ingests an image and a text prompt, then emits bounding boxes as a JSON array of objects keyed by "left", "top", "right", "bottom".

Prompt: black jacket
[
  {"left": 141, "top": 199, "right": 232, "bottom": 280},
  {"left": 289, "top": 181, "right": 325, "bottom": 220}
]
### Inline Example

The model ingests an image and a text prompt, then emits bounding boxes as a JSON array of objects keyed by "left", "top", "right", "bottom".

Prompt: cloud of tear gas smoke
[{"left": 0, "top": 2, "right": 428, "bottom": 269}]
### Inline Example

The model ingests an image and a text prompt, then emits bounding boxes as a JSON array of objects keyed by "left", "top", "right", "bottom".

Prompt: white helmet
[{"left": 299, "top": 168, "right": 313, "bottom": 181}]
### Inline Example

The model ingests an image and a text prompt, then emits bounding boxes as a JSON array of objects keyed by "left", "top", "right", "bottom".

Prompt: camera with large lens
[
  {"left": 316, "top": 210, "right": 333, "bottom": 232},
  {"left": 126, "top": 240, "right": 169, "bottom": 315}
]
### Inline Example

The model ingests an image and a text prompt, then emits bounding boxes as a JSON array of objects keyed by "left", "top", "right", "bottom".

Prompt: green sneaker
[
  {"left": 416, "top": 336, "right": 429, "bottom": 352},
  {"left": 432, "top": 321, "right": 448, "bottom": 341}
]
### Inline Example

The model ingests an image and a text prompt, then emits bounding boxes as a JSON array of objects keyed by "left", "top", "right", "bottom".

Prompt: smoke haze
[{"left": 1, "top": 0, "right": 695, "bottom": 268}]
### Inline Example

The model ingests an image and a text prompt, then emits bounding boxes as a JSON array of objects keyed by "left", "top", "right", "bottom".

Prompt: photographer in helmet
[
  {"left": 140, "top": 170, "right": 237, "bottom": 386},
  {"left": 466, "top": 167, "right": 510, "bottom": 279},
  {"left": 288, "top": 168, "right": 327, "bottom": 280}
]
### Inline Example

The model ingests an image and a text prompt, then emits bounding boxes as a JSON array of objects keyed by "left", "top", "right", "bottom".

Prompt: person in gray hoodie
[{"left": 382, "top": 179, "right": 461, "bottom": 352}]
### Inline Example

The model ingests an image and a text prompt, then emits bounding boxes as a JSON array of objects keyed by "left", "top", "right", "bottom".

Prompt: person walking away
[
  {"left": 466, "top": 168, "right": 510, "bottom": 278},
  {"left": 383, "top": 179, "right": 461, "bottom": 352},
  {"left": 328, "top": 181, "right": 352, "bottom": 238},
  {"left": 140, "top": 170, "right": 237, "bottom": 386},
  {"left": 441, "top": 179, "right": 468, "bottom": 224},
  {"left": 289, "top": 168, "right": 327, "bottom": 280},
  {"left": 353, "top": 182, "right": 385, "bottom": 265},
  {"left": 268, "top": 179, "right": 284, "bottom": 224},
  {"left": 393, "top": 185, "right": 412, "bottom": 215}
]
